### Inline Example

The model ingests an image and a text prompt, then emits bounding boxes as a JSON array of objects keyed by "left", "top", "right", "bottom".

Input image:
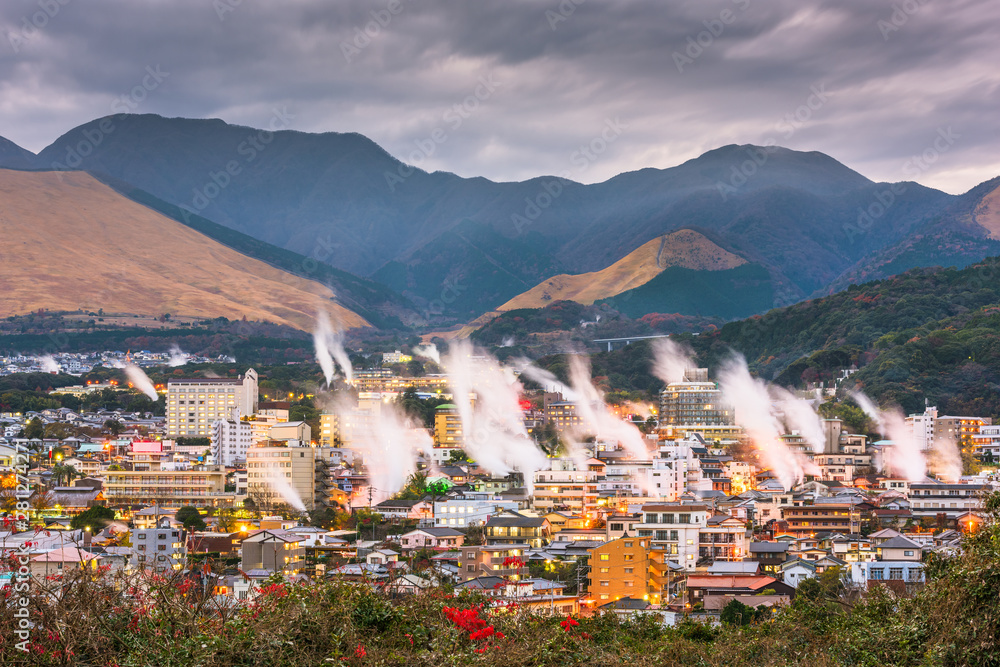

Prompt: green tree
[
  {"left": 23, "top": 417, "right": 44, "bottom": 439},
  {"left": 720, "top": 598, "right": 769, "bottom": 625},
  {"left": 70, "top": 505, "right": 115, "bottom": 531},
  {"left": 104, "top": 418, "right": 124, "bottom": 437},
  {"left": 176, "top": 506, "right": 207, "bottom": 532}
]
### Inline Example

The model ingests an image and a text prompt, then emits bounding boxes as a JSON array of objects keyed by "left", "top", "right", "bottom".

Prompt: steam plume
[
  {"left": 442, "top": 340, "right": 547, "bottom": 487},
  {"left": 413, "top": 344, "right": 440, "bottom": 364},
  {"left": 651, "top": 338, "right": 696, "bottom": 385},
  {"left": 851, "top": 391, "right": 926, "bottom": 481},
  {"left": 167, "top": 345, "right": 190, "bottom": 367},
  {"left": 40, "top": 355, "right": 60, "bottom": 373},
  {"left": 566, "top": 355, "right": 649, "bottom": 461},
  {"left": 326, "top": 394, "right": 430, "bottom": 504},
  {"left": 718, "top": 355, "right": 811, "bottom": 490},
  {"left": 124, "top": 365, "right": 159, "bottom": 401},
  {"left": 771, "top": 386, "right": 827, "bottom": 454},
  {"left": 313, "top": 310, "right": 354, "bottom": 386}
]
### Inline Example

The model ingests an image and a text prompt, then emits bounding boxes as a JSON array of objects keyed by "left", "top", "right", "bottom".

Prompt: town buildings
[{"left": 166, "top": 369, "right": 259, "bottom": 438}]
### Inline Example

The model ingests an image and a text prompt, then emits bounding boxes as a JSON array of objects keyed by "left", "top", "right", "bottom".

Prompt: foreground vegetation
[{"left": 4, "top": 494, "right": 1000, "bottom": 666}]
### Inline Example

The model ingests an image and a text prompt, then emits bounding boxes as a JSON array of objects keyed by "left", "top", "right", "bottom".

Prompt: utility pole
[{"left": 368, "top": 485, "right": 375, "bottom": 543}]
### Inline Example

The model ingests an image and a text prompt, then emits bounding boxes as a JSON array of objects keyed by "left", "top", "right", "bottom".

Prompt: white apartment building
[
  {"left": 130, "top": 516, "right": 187, "bottom": 571},
  {"left": 634, "top": 502, "right": 709, "bottom": 571},
  {"left": 532, "top": 458, "right": 603, "bottom": 513},
  {"left": 434, "top": 493, "right": 520, "bottom": 528},
  {"left": 645, "top": 438, "right": 713, "bottom": 501},
  {"left": 166, "top": 369, "right": 258, "bottom": 438},
  {"left": 905, "top": 405, "right": 938, "bottom": 451},
  {"left": 908, "top": 483, "right": 987, "bottom": 518},
  {"left": 212, "top": 417, "right": 254, "bottom": 466}
]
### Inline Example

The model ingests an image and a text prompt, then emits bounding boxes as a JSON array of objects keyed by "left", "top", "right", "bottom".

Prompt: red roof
[{"left": 686, "top": 575, "right": 777, "bottom": 590}]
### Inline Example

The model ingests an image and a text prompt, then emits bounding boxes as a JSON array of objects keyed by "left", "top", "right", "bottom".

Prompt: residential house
[
  {"left": 30, "top": 546, "right": 102, "bottom": 580},
  {"left": 485, "top": 512, "right": 551, "bottom": 548},
  {"left": 400, "top": 527, "right": 465, "bottom": 552},
  {"left": 686, "top": 574, "right": 795, "bottom": 607},
  {"left": 240, "top": 529, "right": 305, "bottom": 576},
  {"left": 876, "top": 536, "right": 922, "bottom": 562},
  {"left": 375, "top": 498, "right": 434, "bottom": 523},
  {"left": 780, "top": 558, "right": 816, "bottom": 588},
  {"left": 748, "top": 542, "right": 790, "bottom": 576}
]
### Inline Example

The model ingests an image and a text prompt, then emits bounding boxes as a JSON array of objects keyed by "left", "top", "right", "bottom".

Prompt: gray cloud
[{"left": 0, "top": 0, "right": 997, "bottom": 193}]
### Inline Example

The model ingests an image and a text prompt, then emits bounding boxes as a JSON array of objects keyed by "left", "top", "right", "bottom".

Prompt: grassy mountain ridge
[
  {"left": 0, "top": 169, "right": 368, "bottom": 331},
  {"left": 89, "top": 172, "right": 416, "bottom": 329},
  {"left": 9, "top": 115, "right": 994, "bottom": 321},
  {"left": 499, "top": 229, "right": 747, "bottom": 310}
]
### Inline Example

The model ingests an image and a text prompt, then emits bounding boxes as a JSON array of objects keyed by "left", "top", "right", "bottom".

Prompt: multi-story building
[
  {"left": 240, "top": 529, "right": 305, "bottom": 576},
  {"left": 532, "top": 458, "right": 602, "bottom": 514},
  {"left": 544, "top": 400, "right": 583, "bottom": 432},
  {"left": 905, "top": 405, "right": 938, "bottom": 451},
  {"left": 457, "top": 544, "right": 529, "bottom": 582},
  {"left": 700, "top": 513, "right": 749, "bottom": 562},
  {"left": 908, "top": 483, "right": 987, "bottom": 519},
  {"left": 382, "top": 350, "right": 413, "bottom": 365},
  {"left": 659, "top": 369, "right": 733, "bottom": 427},
  {"left": 589, "top": 536, "right": 651, "bottom": 604},
  {"left": 905, "top": 405, "right": 991, "bottom": 451},
  {"left": 166, "top": 369, "right": 258, "bottom": 438},
  {"left": 781, "top": 503, "right": 861, "bottom": 537},
  {"left": 935, "top": 415, "right": 991, "bottom": 449},
  {"left": 130, "top": 516, "right": 187, "bottom": 571},
  {"left": 246, "top": 442, "right": 318, "bottom": 510},
  {"left": 645, "top": 438, "right": 713, "bottom": 501},
  {"left": 434, "top": 492, "right": 520, "bottom": 528},
  {"left": 104, "top": 466, "right": 231, "bottom": 507},
  {"left": 485, "top": 512, "right": 551, "bottom": 548},
  {"left": 634, "top": 503, "right": 709, "bottom": 571},
  {"left": 212, "top": 417, "right": 254, "bottom": 466},
  {"left": 972, "top": 425, "right": 1000, "bottom": 460}
]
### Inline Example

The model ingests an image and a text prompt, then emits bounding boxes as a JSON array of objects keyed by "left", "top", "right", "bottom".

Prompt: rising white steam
[
  {"left": 771, "top": 386, "right": 827, "bottom": 454},
  {"left": 442, "top": 340, "right": 548, "bottom": 487},
  {"left": 718, "top": 355, "right": 811, "bottom": 490},
  {"left": 566, "top": 355, "right": 649, "bottom": 461},
  {"left": 261, "top": 467, "right": 307, "bottom": 512},
  {"left": 167, "top": 345, "right": 190, "bottom": 367},
  {"left": 650, "top": 338, "right": 696, "bottom": 385},
  {"left": 40, "top": 355, "right": 60, "bottom": 373},
  {"left": 124, "top": 365, "right": 159, "bottom": 401},
  {"left": 413, "top": 344, "right": 441, "bottom": 364},
  {"left": 927, "top": 435, "right": 963, "bottom": 483},
  {"left": 851, "top": 391, "right": 926, "bottom": 481},
  {"left": 516, "top": 359, "right": 578, "bottom": 401},
  {"left": 313, "top": 310, "right": 354, "bottom": 386},
  {"left": 326, "top": 394, "right": 430, "bottom": 504}
]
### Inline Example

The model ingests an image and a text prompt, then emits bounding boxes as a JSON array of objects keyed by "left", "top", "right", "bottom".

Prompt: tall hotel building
[{"left": 166, "top": 369, "right": 259, "bottom": 438}]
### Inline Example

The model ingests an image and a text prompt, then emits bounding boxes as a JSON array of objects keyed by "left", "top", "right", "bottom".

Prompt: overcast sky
[{"left": 1, "top": 0, "right": 998, "bottom": 193}]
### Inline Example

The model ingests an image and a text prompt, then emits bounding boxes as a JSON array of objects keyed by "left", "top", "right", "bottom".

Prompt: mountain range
[{"left": 2, "top": 113, "right": 1000, "bottom": 328}]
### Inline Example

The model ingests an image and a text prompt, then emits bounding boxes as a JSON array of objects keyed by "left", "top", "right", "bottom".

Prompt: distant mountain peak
[{"left": 0, "top": 135, "right": 38, "bottom": 169}]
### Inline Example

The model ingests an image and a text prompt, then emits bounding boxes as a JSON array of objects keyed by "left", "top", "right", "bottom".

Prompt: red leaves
[
  {"left": 443, "top": 605, "right": 506, "bottom": 651},
  {"left": 354, "top": 644, "right": 367, "bottom": 658},
  {"left": 501, "top": 556, "right": 525, "bottom": 569},
  {"left": 560, "top": 616, "right": 579, "bottom": 632},
  {"left": 443, "top": 605, "right": 488, "bottom": 634},
  {"left": 260, "top": 583, "right": 288, "bottom": 598}
]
